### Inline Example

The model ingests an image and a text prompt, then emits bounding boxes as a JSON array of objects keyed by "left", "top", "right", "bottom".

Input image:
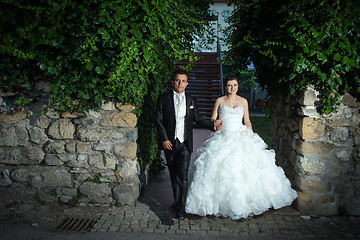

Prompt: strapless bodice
[{"left": 219, "top": 105, "right": 245, "bottom": 131}]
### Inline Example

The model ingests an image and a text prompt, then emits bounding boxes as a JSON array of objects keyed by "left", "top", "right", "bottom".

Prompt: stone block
[
  {"left": 93, "top": 143, "right": 112, "bottom": 152},
  {"left": 44, "top": 153, "right": 75, "bottom": 166},
  {"left": 344, "top": 108, "right": 352, "bottom": 119},
  {"left": 299, "top": 178, "right": 331, "bottom": 192},
  {"left": 0, "top": 125, "right": 29, "bottom": 147},
  {"left": 97, "top": 169, "right": 117, "bottom": 182},
  {"left": 113, "top": 142, "right": 137, "bottom": 159},
  {"left": 115, "top": 103, "right": 136, "bottom": 112},
  {"left": 48, "top": 119, "right": 75, "bottom": 139},
  {"left": 0, "top": 169, "right": 12, "bottom": 187},
  {"left": 86, "top": 109, "right": 102, "bottom": 119},
  {"left": 101, "top": 112, "right": 137, "bottom": 128},
  {"left": 315, "top": 204, "right": 338, "bottom": 216},
  {"left": 355, "top": 163, "right": 360, "bottom": 175},
  {"left": 0, "top": 145, "right": 44, "bottom": 165},
  {"left": 65, "top": 154, "right": 88, "bottom": 168},
  {"left": 77, "top": 126, "right": 125, "bottom": 142},
  {"left": 298, "top": 88, "right": 317, "bottom": 106},
  {"left": 78, "top": 181, "right": 112, "bottom": 204},
  {"left": 61, "top": 188, "right": 78, "bottom": 196},
  {"left": 117, "top": 160, "right": 139, "bottom": 181},
  {"left": 299, "top": 141, "right": 334, "bottom": 154},
  {"left": 351, "top": 110, "right": 360, "bottom": 126},
  {"left": 45, "top": 141, "right": 65, "bottom": 154},
  {"left": 299, "top": 117, "right": 325, "bottom": 140},
  {"left": 76, "top": 142, "right": 92, "bottom": 152},
  {"left": 0, "top": 111, "right": 27, "bottom": 124},
  {"left": 65, "top": 142, "right": 76, "bottom": 153},
  {"left": 316, "top": 194, "right": 335, "bottom": 204},
  {"left": 29, "top": 127, "right": 48, "bottom": 145},
  {"left": 11, "top": 166, "right": 72, "bottom": 188},
  {"left": 329, "top": 127, "right": 349, "bottom": 141},
  {"left": 44, "top": 154, "right": 63, "bottom": 166},
  {"left": 295, "top": 198, "right": 314, "bottom": 215},
  {"left": 335, "top": 182, "right": 354, "bottom": 198},
  {"left": 45, "top": 109, "right": 60, "bottom": 119},
  {"left": 113, "top": 182, "right": 140, "bottom": 205},
  {"left": 88, "top": 152, "right": 117, "bottom": 170},
  {"left": 342, "top": 93, "right": 360, "bottom": 108},
  {"left": 299, "top": 156, "right": 327, "bottom": 175},
  {"left": 61, "top": 111, "right": 83, "bottom": 119},
  {"left": 126, "top": 129, "right": 138, "bottom": 142},
  {"left": 327, "top": 118, "right": 350, "bottom": 127},
  {"left": 335, "top": 149, "right": 352, "bottom": 161},
  {"left": 0, "top": 186, "right": 37, "bottom": 203},
  {"left": 101, "top": 101, "right": 116, "bottom": 110},
  {"left": 33, "top": 114, "right": 51, "bottom": 129},
  {"left": 297, "top": 191, "right": 313, "bottom": 202}
]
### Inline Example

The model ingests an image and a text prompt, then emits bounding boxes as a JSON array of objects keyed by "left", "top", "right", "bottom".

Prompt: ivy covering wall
[
  {"left": 0, "top": 0, "right": 211, "bottom": 170},
  {"left": 226, "top": 0, "right": 359, "bottom": 114}
]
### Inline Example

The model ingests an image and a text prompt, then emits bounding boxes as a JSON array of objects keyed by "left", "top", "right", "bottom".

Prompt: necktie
[{"left": 177, "top": 93, "right": 184, "bottom": 108}]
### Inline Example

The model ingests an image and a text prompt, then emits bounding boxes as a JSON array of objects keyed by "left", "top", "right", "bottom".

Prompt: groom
[{"left": 155, "top": 69, "right": 222, "bottom": 219}]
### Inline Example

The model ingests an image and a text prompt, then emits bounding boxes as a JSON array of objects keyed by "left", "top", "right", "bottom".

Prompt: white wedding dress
[{"left": 185, "top": 105, "right": 298, "bottom": 220}]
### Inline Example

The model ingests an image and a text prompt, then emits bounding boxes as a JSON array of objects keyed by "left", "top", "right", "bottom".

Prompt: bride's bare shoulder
[
  {"left": 237, "top": 96, "right": 249, "bottom": 106},
  {"left": 215, "top": 96, "right": 226, "bottom": 104}
]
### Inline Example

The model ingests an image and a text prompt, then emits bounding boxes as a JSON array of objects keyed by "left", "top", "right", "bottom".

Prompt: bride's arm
[
  {"left": 210, "top": 98, "right": 221, "bottom": 122},
  {"left": 243, "top": 99, "right": 253, "bottom": 130},
  {"left": 211, "top": 98, "right": 223, "bottom": 131}
]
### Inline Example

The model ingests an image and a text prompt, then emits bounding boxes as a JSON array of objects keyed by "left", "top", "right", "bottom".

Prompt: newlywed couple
[{"left": 155, "top": 69, "right": 297, "bottom": 220}]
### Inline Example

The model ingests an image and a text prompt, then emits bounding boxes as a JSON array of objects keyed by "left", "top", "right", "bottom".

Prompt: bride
[{"left": 185, "top": 76, "right": 298, "bottom": 220}]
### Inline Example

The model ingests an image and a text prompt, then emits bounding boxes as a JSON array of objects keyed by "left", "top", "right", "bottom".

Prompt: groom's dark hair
[{"left": 172, "top": 69, "right": 188, "bottom": 80}]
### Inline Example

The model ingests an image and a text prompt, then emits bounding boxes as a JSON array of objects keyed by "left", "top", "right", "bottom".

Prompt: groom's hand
[{"left": 162, "top": 140, "right": 173, "bottom": 150}]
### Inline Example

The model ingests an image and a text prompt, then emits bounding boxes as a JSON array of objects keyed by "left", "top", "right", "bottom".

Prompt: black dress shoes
[{"left": 175, "top": 211, "right": 185, "bottom": 220}]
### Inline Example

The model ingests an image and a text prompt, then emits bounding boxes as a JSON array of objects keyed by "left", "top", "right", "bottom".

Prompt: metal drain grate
[{"left": 55, "top": 216, "right": 97, "bottom": 232}]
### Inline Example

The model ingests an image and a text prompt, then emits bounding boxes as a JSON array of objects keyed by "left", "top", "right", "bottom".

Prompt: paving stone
[
  {"left": 1, "top": 201, "right": 360, "bottom": 239},
  {"left": 165, "top": 229, "right": 176, "bottom": 234},
  {"left": 239, "top": 231, "right": 250, "bottom": 237},
  {"left": 141, "top": 228, "right": 154, "bottom": 233},
  {"left": 207, "top": 230, "right": 220, "bottom": 236},
  {"left": 153, "top": 228, "right": 165, "bottom": 234}
]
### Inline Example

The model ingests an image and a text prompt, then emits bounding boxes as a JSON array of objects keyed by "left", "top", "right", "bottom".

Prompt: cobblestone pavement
[
  {"left": 0, "top": 189, "right": 360, "bottom": 239},
  {"left": 1, "top": 166, "right": 360, "bottom": 239},
  {"left": 91, "top": 203, "right": 360, "bottom": 239},
  {"left": 0, "top": 200, "right": 360, "bottom": 240}
]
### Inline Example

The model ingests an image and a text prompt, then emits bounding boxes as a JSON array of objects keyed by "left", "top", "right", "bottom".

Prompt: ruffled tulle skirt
[{"left": 185, "top": 127, "right": 298, "bottom": 220}]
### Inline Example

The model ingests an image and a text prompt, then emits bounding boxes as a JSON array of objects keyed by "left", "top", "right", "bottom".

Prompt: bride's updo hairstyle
[{"left": 223, "top": 75, "right": 238, "bottom": 86}]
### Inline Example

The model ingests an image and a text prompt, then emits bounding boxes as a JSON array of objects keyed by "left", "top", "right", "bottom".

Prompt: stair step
[{"left": 176, "top": 52, "right": 222, "bottom": 119}]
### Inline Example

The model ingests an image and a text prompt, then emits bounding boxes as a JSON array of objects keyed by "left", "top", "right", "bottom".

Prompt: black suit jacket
[{"left": 155, "top": 91, "right": 213, "bottom": 153}]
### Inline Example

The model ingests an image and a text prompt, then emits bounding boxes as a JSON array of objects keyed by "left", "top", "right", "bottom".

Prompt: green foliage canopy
[
  {"left": 0, "top": 0, "right": 211, "bottom": 113},
  {"left": 226, "top": 0, "right": 360, "bottom": 114},
  {"left": 0, "top": 0, "right": 211, "bottom": 170}
]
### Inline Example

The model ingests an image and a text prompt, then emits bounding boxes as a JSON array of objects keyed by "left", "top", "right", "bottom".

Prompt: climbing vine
[
  {"left": 0, "top": 0, "right": 211, "bottom": 169},
  {"left": 226, "top": 0, "right": 360, "bottom": 114}
]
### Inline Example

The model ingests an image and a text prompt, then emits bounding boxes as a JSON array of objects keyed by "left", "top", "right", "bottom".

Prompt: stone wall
[
  {"left": 271, "top": 86, "right": 360, "bottom": 216},
  {"left": 0, "top": 84, "right": 140, "bottom": 206}
]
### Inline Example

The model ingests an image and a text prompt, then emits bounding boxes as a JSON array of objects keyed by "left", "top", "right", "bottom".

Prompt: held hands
[{"left": 213, "top": 120, "right": 223, "bottom": 131}]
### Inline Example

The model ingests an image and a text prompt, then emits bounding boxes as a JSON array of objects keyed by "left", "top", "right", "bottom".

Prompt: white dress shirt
[{"left": 173, "top": 91, "right": 186, "bottom": 143}]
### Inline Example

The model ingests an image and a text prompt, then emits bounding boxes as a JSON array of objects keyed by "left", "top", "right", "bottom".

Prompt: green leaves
[
  {"left": 95, "top": 66, "right": 105, "bottom": 75},
  {"left": 98, "top": 28, "right": 110, "bottom": 40},
  {"left": 0, "top": 0, "right": 212, "bottom": 170},
  {"left": 226, "top": 0, "right": 360, "bottom": 114}
]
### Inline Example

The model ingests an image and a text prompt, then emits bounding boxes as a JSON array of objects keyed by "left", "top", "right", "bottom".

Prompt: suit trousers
[{"left": 164, "top": 139, "right": 191, "bottom": 213}]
